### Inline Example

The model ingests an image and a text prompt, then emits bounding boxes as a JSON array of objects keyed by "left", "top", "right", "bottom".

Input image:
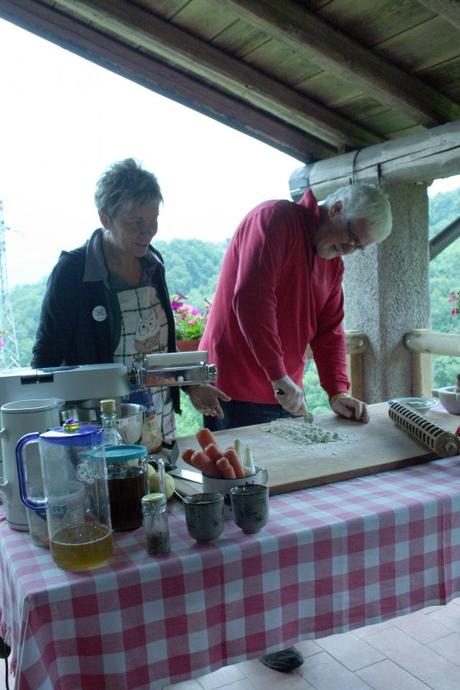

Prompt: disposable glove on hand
[
  {"left": 330, "top": 395, "right": 369, "bottom": 423},
  {"left": 271, "top": 375, "right": 308, "bottom": 416},
  {"left": 188, "top": 384, "right": 231, "bottom": 419}
]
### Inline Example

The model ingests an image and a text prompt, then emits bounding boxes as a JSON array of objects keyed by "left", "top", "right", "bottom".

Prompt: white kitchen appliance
[
  {"left": 0, "top": 398, "right": 60, "bottom": 530},
  {"left": 0, "top": 363, "right": 130, "bottom": 406}
]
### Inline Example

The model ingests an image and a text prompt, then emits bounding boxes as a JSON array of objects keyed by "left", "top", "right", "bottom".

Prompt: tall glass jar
[
  {"left": 142, "top": 492, "right": 170, "bottom": 556},
  {"left": 104, "top": 444, "right": 148, "bottom": 530}
]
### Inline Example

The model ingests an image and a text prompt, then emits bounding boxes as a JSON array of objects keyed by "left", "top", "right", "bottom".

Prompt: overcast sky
[{"left": 0, "top": 18, "right": 459, "bottom": 288}]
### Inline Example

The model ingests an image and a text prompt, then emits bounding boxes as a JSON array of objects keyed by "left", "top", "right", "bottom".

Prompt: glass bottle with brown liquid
[{"left": 104, "top": 445, "right": 149, "bottom": 530}]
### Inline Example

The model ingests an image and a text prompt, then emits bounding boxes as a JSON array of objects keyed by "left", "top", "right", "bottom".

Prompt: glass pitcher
[{"left": 16, "top": 420, "right": 113, "bottom": 570}]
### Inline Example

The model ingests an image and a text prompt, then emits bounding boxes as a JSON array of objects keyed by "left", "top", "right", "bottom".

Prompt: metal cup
[
  {"left": 229, "top": 484, "right": 269, "bottom": 534},
  {"left": 183, "top": 492, "right": 224, "bottom": 543},
  {"left": 201, "top": 465, "right": 268, "bottom": 519}
]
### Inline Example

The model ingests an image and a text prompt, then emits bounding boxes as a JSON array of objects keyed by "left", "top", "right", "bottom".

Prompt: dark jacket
[{"left": 31, "top": 230, "right": 180, "bottom": 412}]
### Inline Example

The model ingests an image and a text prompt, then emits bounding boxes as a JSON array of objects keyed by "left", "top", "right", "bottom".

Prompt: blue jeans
[{"left": 204, "top": 399, "right": 294, "bottom": 431}]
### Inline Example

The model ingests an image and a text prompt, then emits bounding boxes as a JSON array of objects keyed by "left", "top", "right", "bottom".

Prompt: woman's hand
[{"left": 187, "top": 384, "right": 231, "bottom": 418}]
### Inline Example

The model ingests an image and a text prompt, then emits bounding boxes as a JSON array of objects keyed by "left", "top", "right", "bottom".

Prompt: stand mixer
[{"left": 0, "top": 351, "right": 216, "bottom": 530}]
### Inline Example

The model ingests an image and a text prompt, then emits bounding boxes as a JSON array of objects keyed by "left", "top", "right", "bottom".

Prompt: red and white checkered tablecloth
[{"left": 2, "top": 455, "right": 460, "bottom": 690}]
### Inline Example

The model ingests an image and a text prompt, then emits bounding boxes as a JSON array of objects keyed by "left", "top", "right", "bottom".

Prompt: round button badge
[{"left": 92, "top": 305, "right": 107, "bottom": 322}]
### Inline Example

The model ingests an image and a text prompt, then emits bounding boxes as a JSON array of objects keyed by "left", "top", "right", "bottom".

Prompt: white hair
[{"left": 324, "top": 183, "right": 392, "bottom": 242}]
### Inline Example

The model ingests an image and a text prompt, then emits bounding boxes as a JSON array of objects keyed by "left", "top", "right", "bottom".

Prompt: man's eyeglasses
[{"left": 346, "top": 219, "right": 364, "bottom": 252}]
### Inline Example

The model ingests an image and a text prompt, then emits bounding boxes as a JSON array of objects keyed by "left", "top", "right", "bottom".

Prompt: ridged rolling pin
[{"left": 388, "top": 401, "right": 460, "bottom": 457}]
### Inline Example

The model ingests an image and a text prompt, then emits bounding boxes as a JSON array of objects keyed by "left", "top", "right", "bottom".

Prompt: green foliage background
[
  {"left": 428, "top": 190, "right": 460, "bottom": 391},
  {"left": 8, "top": 189, "right": 460, "bottom": 436}
]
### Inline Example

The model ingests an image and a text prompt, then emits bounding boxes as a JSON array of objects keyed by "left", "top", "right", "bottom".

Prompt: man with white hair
[
  {"left": 201, "top": 183, "right": 392, "bottom": 433},
  {"left": 200, "top": 183, "right": 392, "bottom": 670}
]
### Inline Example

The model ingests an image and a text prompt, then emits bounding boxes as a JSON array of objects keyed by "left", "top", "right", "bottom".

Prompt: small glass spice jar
[{"left": 142, "top": 492, "right": 170, "bottom": 556}]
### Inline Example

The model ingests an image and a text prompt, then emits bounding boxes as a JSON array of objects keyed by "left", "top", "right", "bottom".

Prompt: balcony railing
[
  {"left": 405, "top": 329, "right": 460, "bottom": 397},
  {"left": 342, "top": 328, "right": 459, "bottom": 399},
  {"left": 306, "top": 330, "right": 369, "bottom": 400}
]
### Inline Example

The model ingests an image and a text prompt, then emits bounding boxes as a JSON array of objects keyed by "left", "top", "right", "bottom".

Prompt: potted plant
[{"left": 171, "top": 292, "right": 209, "bottom": 351}]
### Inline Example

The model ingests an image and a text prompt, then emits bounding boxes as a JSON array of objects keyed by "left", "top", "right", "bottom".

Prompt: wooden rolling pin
[{"left": 388, "top": 401, "right": 460, "bottom": 457}]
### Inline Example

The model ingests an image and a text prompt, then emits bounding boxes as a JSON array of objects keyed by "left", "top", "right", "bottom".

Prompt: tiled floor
[{"left": 2, "top": 600, "right": 460, "bottom": 689}]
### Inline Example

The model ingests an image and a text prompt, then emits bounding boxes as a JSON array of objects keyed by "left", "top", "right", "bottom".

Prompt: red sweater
[{"left": 200, "top": 189, "right": 350, "bottom": 403}]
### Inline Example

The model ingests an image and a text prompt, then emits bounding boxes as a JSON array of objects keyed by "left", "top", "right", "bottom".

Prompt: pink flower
[
  {"left": 448, "top": 292, "right": 458, "bottom": 304},
  {"left": 170, "top": 292, "right": 211, "bottom": 340},
  {"left": 451, "top": 308, "right": 458, "bottom": 317}
]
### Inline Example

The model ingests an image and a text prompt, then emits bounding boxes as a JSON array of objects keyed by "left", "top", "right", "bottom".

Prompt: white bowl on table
[{"left": 436, "top": 387, "right": 460, "bottom": 415}]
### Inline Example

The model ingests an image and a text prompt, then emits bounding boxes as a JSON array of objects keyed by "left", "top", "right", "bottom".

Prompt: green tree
[
  {"left": 10, "top": 278, "right": 47, "bottom": 366},
  {"left": 176, "top": 392, "right": 202, "bottom": 437},
  {"left": 429, "top": 188, "right": 460, "bottom": 388},
  {"left": 156, "top": 238, "right": 226, "bottom": 309}
]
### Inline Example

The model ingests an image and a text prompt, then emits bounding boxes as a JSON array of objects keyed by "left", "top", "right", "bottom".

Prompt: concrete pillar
[{"left": 343, "top": 182, "right": 431, "bottom": 403}]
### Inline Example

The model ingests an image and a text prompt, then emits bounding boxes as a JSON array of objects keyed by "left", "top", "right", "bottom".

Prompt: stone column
[{"left": 343, "top": 182, "right": 431, "bottom": 403}]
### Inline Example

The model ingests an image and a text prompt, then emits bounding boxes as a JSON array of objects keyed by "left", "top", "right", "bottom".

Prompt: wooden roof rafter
[
  {"left": 0, "top": 0, "right": 459, "bottom": 168},
  {"left": 0, "top": 0, "right": 334, "bottom": 160},
  {"left": 51, "top": 0, "right": 381, "bottom": 150},
  {"left": 220, "top": 0, "right": 460, "bottom": 126},
  {"left": 416, "top": 0, "right": 460, "bottom": 32}
]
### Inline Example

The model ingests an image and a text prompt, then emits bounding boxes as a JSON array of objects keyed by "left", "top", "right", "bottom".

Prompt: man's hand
[
  {"left": 271, "top": 375, "right": 307, "bottom": 416},
  {"left": 187, "top": 384, "right": 231, "bottom": 419},
  {"left": 330, "top": 394, "right": 369, "bottom": 423}
]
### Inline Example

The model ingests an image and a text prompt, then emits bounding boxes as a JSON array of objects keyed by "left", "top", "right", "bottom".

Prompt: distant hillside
[
  {"left": 155, "top": 238, "right": 227, "bottom": 309},
  {"left": 429, "top": 188, "right": 460, "bottom": 237},
  {"left": 428, "top": 187, "right": 460, "bottom": 389}
]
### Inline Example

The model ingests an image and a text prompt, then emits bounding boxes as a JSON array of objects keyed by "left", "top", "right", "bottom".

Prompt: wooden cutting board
[{"left": 173, "top": 402, "right": 460, "bottom": 496}]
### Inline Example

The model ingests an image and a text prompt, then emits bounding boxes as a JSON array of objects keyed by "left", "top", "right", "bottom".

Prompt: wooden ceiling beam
[
  {"left": 416, "top": 0, "right": 460, "bottom": 32},
  {"left": 0, "top": 0, "right": 335, "bottom": 161},
  {"left": 222, "top": 0, "right": 460, "bottom": 126},
  {"left": 49, "top": 0, "right": 382, "bottom": 148}
]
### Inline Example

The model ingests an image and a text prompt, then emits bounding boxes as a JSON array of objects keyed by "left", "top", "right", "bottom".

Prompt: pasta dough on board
[{"left": 260, "top": 418, "right": 356, "bottom": 448}]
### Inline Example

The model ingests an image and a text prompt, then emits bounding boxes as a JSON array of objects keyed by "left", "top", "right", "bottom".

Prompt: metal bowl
[
  {"left": 59, "top": 400, "right": 144, "bottom": 443},
  {"left": 388, "top": 396, "right": 438, "bottom": 414},
  {"left": 116, "top": 403, "right": 144, "bottom": 444}
]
